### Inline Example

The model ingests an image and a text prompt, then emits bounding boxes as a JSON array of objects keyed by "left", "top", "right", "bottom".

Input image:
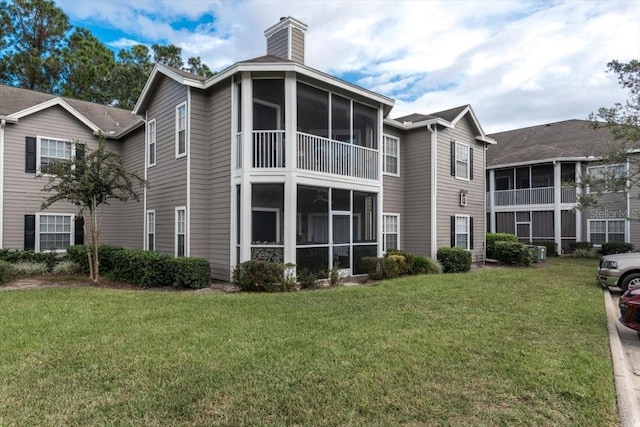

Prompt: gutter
[{"left": 428, "top": 124, "right": 437, "bottom": 257}]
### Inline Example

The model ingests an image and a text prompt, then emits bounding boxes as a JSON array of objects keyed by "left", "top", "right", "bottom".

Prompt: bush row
[
  {"left": 360, "top": 250, "right": 441, "bottom": 280},
  {"left": 486, "top": 233, "right": 519, "bottom": 259},
  {"left": 493, "top": 241, "right": 533, "bottom": 266},
  {"left": 67, "top": 245, "right": 211, "bottom": 289}
]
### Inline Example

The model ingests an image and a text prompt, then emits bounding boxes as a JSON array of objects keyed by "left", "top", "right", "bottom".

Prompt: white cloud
[{"left": 55, "top": 0, "right": 639, "bottom": 133}]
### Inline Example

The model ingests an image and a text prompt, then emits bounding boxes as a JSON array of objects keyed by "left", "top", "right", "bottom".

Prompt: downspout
[
  {"left": 186, "top": 87, "right": 192, "bottom": 257},
  {"left": 427, "top": 124, "right": 437, "bottom": 257},
  {"left": 0, "top": 119, "right": 5, "bottom": 248},
  {"left": 143, "top": 111, "right": 148, "bottom": 249}
]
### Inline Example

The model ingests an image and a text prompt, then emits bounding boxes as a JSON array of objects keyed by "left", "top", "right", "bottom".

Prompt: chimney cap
[{"left": 264, "top": 16, "right": 308, "bottom": 38}]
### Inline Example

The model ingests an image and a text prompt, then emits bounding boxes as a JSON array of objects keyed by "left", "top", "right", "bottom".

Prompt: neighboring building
[
  {"left": 486, "top": 119, "right": 638, "bottom": 254},
  {"left": 0, "top": 17, "right": 495, "bottom": 281}
]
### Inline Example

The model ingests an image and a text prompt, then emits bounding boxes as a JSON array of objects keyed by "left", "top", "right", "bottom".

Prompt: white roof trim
[
  {"left": 8, "top": 97, "right": 100, "bottom": 133},
  {"left": 0, "top": 115, "right": 18, "bottom": 124},
  {"left": 488, "top": 157, "right": 592, "bottom": 169},
  {"left": 383, "top": 117, "right": 452, "bottom": 130}
]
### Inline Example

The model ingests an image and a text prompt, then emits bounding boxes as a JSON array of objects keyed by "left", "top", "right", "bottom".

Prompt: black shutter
[
  {"left": 450, "top": 216, "right": 456, "bottom": 247},
  {"left": 76, "top": 143, "right": 85, "bottom": 174},
  {"left": 24, "top": 215, "right": 35, "bottom": 250},
  {"left": 469, "top": 217, "right": 474, "bottom": 250},
  {"left": 75, "top": 216, "right": 84, "bottom": 245},
  {"left": 450, "top": 141, "right": 456, "bottom": 176},
  {"left": 25, "top": 137, "right": 36, "bottom": 173},
  {"left": 469, "top": 147, "right": 474, "bottom": 180}
]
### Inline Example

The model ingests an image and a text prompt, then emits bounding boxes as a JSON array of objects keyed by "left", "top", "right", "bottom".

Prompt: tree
[
  {"left": 186, "top": 56, "right": 215, "bottom": 78},
  {"left": 152, "top": 43, "right": 184, "bottom": 68},
  {"left": 40, "top": 137, "right": 145, "bottom": 282},
  {"left": 60, "top": 28, "right": 116, "bottom": 104},
  {"left": 0, "top": 0, "right": 70, "bottom": 93},
  {"left": 574, "top": 60, "right": 640, "bottom": 210},
  {"left": 108, "top": 44, "right": 154, "bottom": 110}
]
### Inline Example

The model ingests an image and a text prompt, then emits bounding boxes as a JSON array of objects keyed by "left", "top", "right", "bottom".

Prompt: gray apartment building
[{"left": 0, "top": 17, "right": 495, "bottom": 281}]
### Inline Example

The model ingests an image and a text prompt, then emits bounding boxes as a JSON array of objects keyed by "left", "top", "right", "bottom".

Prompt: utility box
[{"left": 526, "top": 245, "right": 547, "bottom": 262}]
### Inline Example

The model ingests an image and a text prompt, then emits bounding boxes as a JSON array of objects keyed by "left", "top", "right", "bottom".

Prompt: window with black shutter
[
  {"left": 25, "top": 137, "right": 37, "bottom": 173},
  {"left": 24, "top": 215, "right": 35, "bottom": 250}
]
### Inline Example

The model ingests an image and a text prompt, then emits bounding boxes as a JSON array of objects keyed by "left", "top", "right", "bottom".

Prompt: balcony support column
[
  {"left": 240, "top": 72, "right": 253, "bottom": 262},
  {"left": 489, "top": 169, "right": 496, "bottom": 233},
  {"left": 554, "top": 161, "right": 562, "bottom": 254},
  {"left": 575, "top": 161, "right": 582, "bottom": 241},
  {"left": 283, "top": 72, "right": 297, "bottom": 266}
]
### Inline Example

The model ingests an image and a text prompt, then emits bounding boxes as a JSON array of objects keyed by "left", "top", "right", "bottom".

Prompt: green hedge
[
  {"left": 486, "top": 233, "right": 518, "bottom": 259},
  {"left": 569, "top": 241, "right": 592, "bottom": 253},
  {"left": 0, "top": 249, "right": 58, "bottom": 270},
  {"left": 600, "top": 242, "right": 634, "bottom": 255},
  {"left": 437, "top": 247, "right": 472, "bottom": 273},
  {"left": 361, "top": 251, "right": 442, "bottom": 280},
  {"left": 494, "top": 241, "right": 531, "bottom": 266},
  {"left": 110, "top": 250, "right": 175, "bottom": 288},
  {"left": 232, "top": 260, "right": 285, "bottom": 292},
  {"left": 66, "top": 245, "right": 124, "bottom": 273},
  {"left": 173, "top": 257, "right": 211, "bottom": 289},
  {"left": 0, "top": 260, "right": 13, "bottom": 284}
]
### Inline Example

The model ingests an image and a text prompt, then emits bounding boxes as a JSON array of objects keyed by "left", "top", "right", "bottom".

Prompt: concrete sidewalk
[{"left": 603, "top": 289, "right": 640, "bottom": 427}]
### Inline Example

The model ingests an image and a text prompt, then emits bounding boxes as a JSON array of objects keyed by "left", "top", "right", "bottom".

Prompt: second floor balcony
[
  {"left": 487, "top": 186, "right": 577, "bottom": 209},
  {"left": 235, "top": 130, "right": 379, "bottom": 180}
]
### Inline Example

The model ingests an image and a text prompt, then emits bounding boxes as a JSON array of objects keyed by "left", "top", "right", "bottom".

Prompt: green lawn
[{"left": 0, "top": 258, "right": 617, "bottom": 426}]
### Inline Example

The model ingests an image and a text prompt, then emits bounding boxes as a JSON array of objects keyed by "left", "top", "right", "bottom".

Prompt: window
[
  {"left": 455, "top": 142, "right": 470, "bottom": 179},
  {"left": 175, "top": 207, "right": 186, "bottom": 257},
  {"left": 147, "top": 210, "right": 155, "bottom": 251},
  {"left": 176, "top": 103, "right": 187, "bottom": 157},
  {"left": 460, "top": 191, "right": 468, "bottom": 206},
  {"left": 36, "top": 214, "right": 72, "bottom": 252},
  {"left": 589, "top": 219, "right": 625, "bottom": 246},
  {"left": 147, "top": 119, "right": 156, "bottom": 167},
  {"left": 382, "top": 214, "right": 399, "bottom": 252},
  {"left": 38, "top": 137, "right": 72, "bottom": 173},
  {"left": 383, "top": 135, "right": 399, "bottom": 175},
  {"left": 587, "top": 164, "right": 626, "bottom": 193},
  {"left": 453, "top": 215, "right": 471, "bottom": 250}
]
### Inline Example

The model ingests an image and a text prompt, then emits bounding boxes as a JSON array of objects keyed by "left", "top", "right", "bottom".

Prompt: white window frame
[
  {"left": 146, "top": 209, "right": 156, "bottom": 251},
  {"left": 36, "top": 136, "right": 74, "bottom": 174},
  {"left": 35, "top": 213, "right": 74, "bottom": 253},
  {"left": 382, "top": 214, "right": 400, "bottom": 253},
  {"left": 586, "top": 163, "right": 626, "bottom": 194},
  {"left": 454, "top": 141, "right": 470, "bottom": 181},
  {"left": 175, "top": 102, "right": 187, "bottom": 158},
  {"left": 587, "top": 219, "right": 627, "bottom": 247},
  {"left": 175, "top": 206, "right": 186, "bottom": 257},
  {"left": 460, "top": 191, "right": 468, "bottom": 206},
  {"left": 147, "top": 118, "right": 156, "bottom": 167},
  {"left": 383, "top": 135, "right": 400, "bottom": 176},
  {"left": 455, "top": 214, "right": 470, "bottom": 250}
]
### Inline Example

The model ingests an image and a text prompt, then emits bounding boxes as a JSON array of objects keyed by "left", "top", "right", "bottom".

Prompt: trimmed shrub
[
  {"left": 297, "top": 268, "right": 319, "bottom": 289},
  {"left": 569, "top": 241, "right": 592, "bottom": 253},
  {"left": 173, "top": 257, "right": 211, "bottom": 289},
  {"left": 110, "top": 249, "right": 175, "bottom": 288},
  {"left": 52, "top": 260, "right": 81, "bottom": 275},
  {"left": 0, "top": 249, "right": 58, "bottom": 270},
  {"left": 359, "top": 256, "right": 403, "bottom": 280},
  {"left": 437, "top": 247, "right": 472, "bottom": 273},
  {"left": 385, "top": 250, "right": 413, "bottom": 275},
  {"left": 410, "top": 255, "right": 442, "bottom": 274},
  {"left": 573, "top": 248, "right": 599, "bottom": 258},
  {"left": 65, "top": 245, "right": 124, "bottom": 274},
  {"left": 11, "top": 261, "right": 49, "bottom": 277},
  {"left": 232, "top": 260, "right": 285, "bottom": 292},
  {"left": 494, "top": 241, "right": 531, "bottom": 266},
  {"left": 486, "top": 233, "right": 518, "bottom": 259},
  {"left": 0, "top": 260, "right": 13, "bottom": 283},
  {"left": 600, "top": 242, "right": 634, "bottom": 255}
]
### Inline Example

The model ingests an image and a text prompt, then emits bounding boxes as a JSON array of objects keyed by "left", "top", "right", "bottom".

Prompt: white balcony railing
[
  {"left": 296, "top": 132, "right": 378, "bottom": 180},
  {"left": 489, "top": 186, "right": 577, "bottom": 207},
  {"left": 235, "top": 130, "right": 379, "bottom": 180}
]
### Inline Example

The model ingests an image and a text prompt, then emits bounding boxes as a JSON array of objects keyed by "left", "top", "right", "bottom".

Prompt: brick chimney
[{"left": 264, "top": 17, "right": 308, "bottom": 64}]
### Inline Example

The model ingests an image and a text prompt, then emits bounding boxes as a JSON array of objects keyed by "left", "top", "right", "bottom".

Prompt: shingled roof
[
  {"left": 486, "top": 119, "right": 624, "bottom": 168},
  {"left": 0, "top": 84, "right": 142, "bottom": 136},
  {"left": 394, "top": 105, "right": 470, "bottom": 124}
]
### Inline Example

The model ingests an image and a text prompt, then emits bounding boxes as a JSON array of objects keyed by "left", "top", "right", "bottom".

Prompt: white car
[{"left": 597, "top": 253, "right": 640, "bottom": 292}]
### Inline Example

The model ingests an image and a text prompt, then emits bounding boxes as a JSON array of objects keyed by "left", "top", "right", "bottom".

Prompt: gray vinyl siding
[
  {"left": 267, "top": 28, "right": 288, "bottom": 60},
  {"left": 291, "top": 28, "right": 305, "bottom": 63},
  {"left": 95, "top": 139, "right": 127, "bottom": 247},
  {"left": 402, "top": 127, "right": 432, "bottom": 256},
  {"left": 208, "top": 81, "right": 233, "bottom": 280},
  {"left": 145, "top": 76, "right": 188, "bottom": 256},
  {"left": 382, "top": 126, "right": 404, "bottom": 223},
  {"left": 436, "top": 115, "right": 486, "bottom": 262},
  {"left": 189, "top": 88, "right": 210, "bottom": 259},
  {"left": 114, "top": 126, "right": 145, "bottom": 249},
  {"left": 2, "top": 106, "right": 100, "bottom": 249}
]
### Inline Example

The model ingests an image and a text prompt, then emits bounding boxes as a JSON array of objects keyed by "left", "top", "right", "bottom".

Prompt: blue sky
[{"left": 53, "top": 0, "right": 639, "bottom": 133}]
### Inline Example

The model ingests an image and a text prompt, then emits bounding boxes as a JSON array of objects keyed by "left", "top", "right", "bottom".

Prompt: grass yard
[{"left": 0, "top": 258, "right": 617, "bottom": 426}]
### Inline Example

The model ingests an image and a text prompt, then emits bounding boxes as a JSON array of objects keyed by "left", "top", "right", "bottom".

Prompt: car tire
[{"left": 620, "top": 273, "right": 640, "bottom": 292}]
